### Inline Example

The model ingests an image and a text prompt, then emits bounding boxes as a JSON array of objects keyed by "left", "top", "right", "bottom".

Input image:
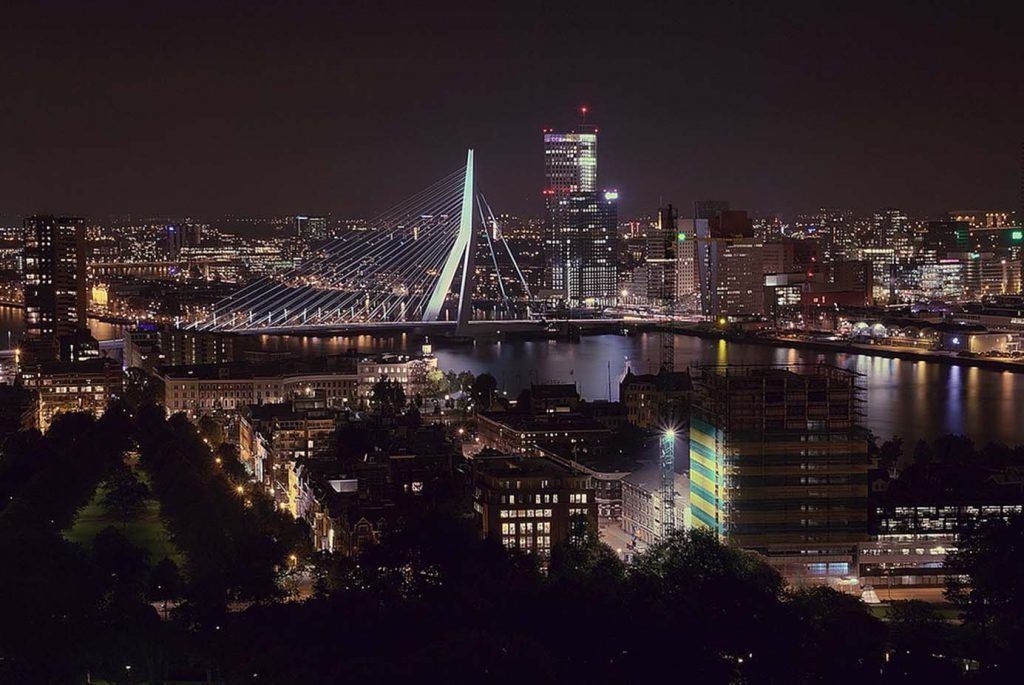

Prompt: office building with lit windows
[
  {"left": 689, "top": 364, "right": 869, "bottom": 584},
  {"left": 858, "top": 500, "right": 1024, "bottom": 593},
  {"left": 473, "top": 454, "right": 596, "bottom": 561},
  {"left": 22, "top": 215, "right": 87, "bottom": 361},
  {"left": 20, "top": 358, "right": 123, "bottom": 431},
  {"left": 543, "top": 116, "right": 618, "bottom": 303}
]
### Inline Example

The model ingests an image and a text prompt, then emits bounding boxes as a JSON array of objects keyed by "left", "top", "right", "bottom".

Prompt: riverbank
[{"left": 660, "top": 323, "right": 1024, "bottom": 374}]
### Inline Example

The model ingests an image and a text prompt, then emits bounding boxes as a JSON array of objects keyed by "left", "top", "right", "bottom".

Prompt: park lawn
[
  {"left": 64, "top": 481, "right": 185, "bottom": 567},
  {"left": 869, "top": 603, "right": 961, "bottom": 622}
]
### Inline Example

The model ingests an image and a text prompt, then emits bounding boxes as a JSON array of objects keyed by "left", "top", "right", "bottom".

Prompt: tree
[
  {"left": 455, "top": 371, "right": 475, "bottom": 393},
  {"left": 514, "top": 388, "right": 532, "bottom": 411},
  {"left": 469, "top": 373, "right": 497, "bottom": 411},
  {"left": 549, "top": 514, "right": 623, "bottom": 587},
  {"left": 149, "top": 557, "right": 183, "bottom": 602},
  {"left": 878, "top": 435, "right": 903, "bottom": 476},
  {"left": 945, "top": 514, "right": 1024, "bottom": 671},
  {"left": 122, "top": 367, "right": 159, "bottom": 409},
  {"left": 93, "top": 525, "right": 151, "bottom": 601},
  {"left": 102, "top": 460, "right": 150, "bottom": 528},
  {"left": 198, "top": 414, "right": 226, "bottom": 449},
  {"left": 911, "top": 438, "right": 934, "bottom": 469},
  {"left": 626, "top": 528, "right": 790, "bottom": 680},
  {"left": 370, "top": 375, "right": 406, "bottom": 415},
  {"left": 422, "top": 368, "right": 450, "bottom": 398},
  {"left": 886, "top": 600, "right": 959, "bottom": 679}
]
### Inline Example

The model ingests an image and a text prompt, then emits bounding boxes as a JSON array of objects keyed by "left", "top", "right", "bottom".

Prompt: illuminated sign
[
  {"left": 677, "top": 232, "right": 687, "bottom": 241},
  {"left": 604, "top": 190, "right": 619, "bottom": 201},
  {"left": 1012, "top": 230, "right": 1023, "bottom": 241}
]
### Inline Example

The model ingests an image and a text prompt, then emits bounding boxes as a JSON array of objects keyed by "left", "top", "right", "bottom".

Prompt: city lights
[{"left": 3, "top": 5, "right": 1022, "bottom": 679}]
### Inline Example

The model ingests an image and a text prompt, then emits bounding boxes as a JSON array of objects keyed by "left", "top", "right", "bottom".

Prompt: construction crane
[{"left": 660, "top": 330, "right": 674, "bottom": 372}]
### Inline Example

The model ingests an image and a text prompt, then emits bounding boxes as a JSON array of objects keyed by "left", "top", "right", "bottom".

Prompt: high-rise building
[
  {"left": 646, "top": 204, "right": 679, "bottom": 305},
  {"left": 22, "top": 216, "right": 87, "bottom": 361},
  {"left": 689, "top": 364, "right": 869, "bottom": 583},
  {"left": 294, "top": 215, "right": 328, "bottom": 241},
  {"left": 712, "top": 239, "right": 764, "bottom": 317},
  {"left": 688, "top": 206, "right": 764, "bottom": 317},
  {"left": 543, "top": 113, "right": 617, "bottom": 303},
  {"left": 675, "top": 220, "right": 704, "bottom": 310},
  {"left": 163, "top": 221, "right": 203, "bottom": 259},
  {"left": 873, "top": 208, "right": 913, "bottom": 260}
]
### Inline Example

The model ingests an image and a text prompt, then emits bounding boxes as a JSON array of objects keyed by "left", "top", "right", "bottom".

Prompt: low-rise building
[
  {"left": 291, "top": 424, "right": 456, "bottom": 556},
  {"left": 859, "top": 491, "right": 1024, "bottom": 594},
  {"left": 238, "top": 395, "right": 347, "bottom": 504},
  {"left": 19, "top": 358, "right": 123, "bottom": 431},
  {"left": 476, "top": 411, "right": 610, "bottom": 456},
  {"left": 161, "top": 352, "right": 436, "bottom": 417},
  {"left": 124, "top": 325, "right": 235, "bottom": 370},
  {"left": 620, "top": 368, "right": 692, "bottom": 430},
  {"left": 620, "top": 462, "right": 690, "bottom": 548},
  {"left": 528, "top": 383, "right": 582, "bottom": 414},
  {"left": 472, "top": 454, "right": 597, "bottom": 561}
]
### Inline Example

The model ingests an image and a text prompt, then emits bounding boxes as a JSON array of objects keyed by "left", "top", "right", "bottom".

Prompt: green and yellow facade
[{"left": 689, "top": 365, "right": 869, "bottom": 581}]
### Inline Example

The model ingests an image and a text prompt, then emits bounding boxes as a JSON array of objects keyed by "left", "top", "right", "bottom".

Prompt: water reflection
[{"left": 1, "top": 302, "right": 1022, "bottom": 446}]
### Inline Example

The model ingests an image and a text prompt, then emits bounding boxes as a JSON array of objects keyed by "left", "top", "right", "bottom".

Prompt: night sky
[{"left": 2, "top": 0, "right": 1021, "bottom": 220}]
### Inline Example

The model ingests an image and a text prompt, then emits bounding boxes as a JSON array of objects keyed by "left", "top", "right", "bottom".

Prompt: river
[{"left": 2, "top": 305, "right": 1020, "bottom": 447}]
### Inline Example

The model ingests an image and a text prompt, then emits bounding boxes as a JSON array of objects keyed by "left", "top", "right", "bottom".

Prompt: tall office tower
[
  {"left": 811, "top": 208, "right": 854, "bottom": 274},
  {"left": 873, "top": 208, "right": 913, "bottom": 260},
  {"left": 646, "top": 204, "right": 679, "bottom": 305},
  {"left": 543, "top": 112, "right": 616, "bottom": 303},
  {"left": 871, "top": 208, "right": 912, "bottom": 302},
  {"left": 294, "top": 215, "right": 328, "bottom": 241},
  {"left": 164, "top": 221, "right": 203, "bottom": 259},
  {"left": 753, "top": 215, "right": 785, "bottom": 243},
  {"left": 561, "top": 190, "right": 618, "bottom": 302},
  {"left": 22, "top": 216, "right": 87, "bottom": 361},
  {"left": 691, "top": 202, "right": 728, "bottom": 316},
  {"left": 690, "top": 206, "right": 763, "bottom": 317},
  {"left": 675, "top": 219, "right": 705, "bottom": 310},
  {"left": 712, "top": 240, "right": 764, "bottom": 317},
  {"left": 689, "top": 364, "right": 869, "bottom": 583}
]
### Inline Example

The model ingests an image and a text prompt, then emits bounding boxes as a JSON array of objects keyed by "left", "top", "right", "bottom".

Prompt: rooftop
[{"left": 474, "top": 454, "right": 583, "bottom": 479}]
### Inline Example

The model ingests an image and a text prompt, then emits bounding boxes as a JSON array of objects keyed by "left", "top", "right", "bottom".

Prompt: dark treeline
[
  {"left": 2, "top": 408, "right": 1024, "bottom": 683},
  {"left": 873, "top": 433, "right": 1024, "bottom": 490}
]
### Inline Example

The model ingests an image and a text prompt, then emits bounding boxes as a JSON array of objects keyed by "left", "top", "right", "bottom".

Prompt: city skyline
[
  {"left": 6, "top": 4, "right": 1024, "bottom": 679},
  {"left": 2, "top": 1, "right": 1022, "bottom": 219}
]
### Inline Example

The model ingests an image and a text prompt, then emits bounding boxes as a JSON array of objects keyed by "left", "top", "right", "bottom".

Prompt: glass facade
[{"left": 543, "top": 127, "right": 617, "bottom": 303}]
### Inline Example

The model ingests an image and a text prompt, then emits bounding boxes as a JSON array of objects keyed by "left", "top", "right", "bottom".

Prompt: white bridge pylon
[
  {"left": 424, "top": 149, "right": 476, "bottom": 325},
  {"left": 193, "top": 149, "right": 528, "bottom": 333}
]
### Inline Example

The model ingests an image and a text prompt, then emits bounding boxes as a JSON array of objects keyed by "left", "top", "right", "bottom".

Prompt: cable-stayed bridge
[{"left": 190, "top": 150, "right": 539, "bottom": 336}]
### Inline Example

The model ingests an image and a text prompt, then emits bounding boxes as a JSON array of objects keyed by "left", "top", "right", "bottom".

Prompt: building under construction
[{"left": 688, "top": 364, "right": 868, "bottom": 585}]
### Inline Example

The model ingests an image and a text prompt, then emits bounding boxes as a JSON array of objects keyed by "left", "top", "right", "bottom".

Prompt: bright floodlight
[{"left": 664, "top": 429, "right": 676, "bottom": 439}]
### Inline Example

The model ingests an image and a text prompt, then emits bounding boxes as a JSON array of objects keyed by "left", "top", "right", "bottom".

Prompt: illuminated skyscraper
[
  {"left": 22, "top": 216, "right": 87, "bottom": 361},
  {"left": 543, "top": 116, "right": 597, "bottom": 196},
  {"left": 873, "top": 208, "right": 912, "bottom": 259},
  {"left": 543, "top": 111, "right": 617, "bottom": 303}
]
